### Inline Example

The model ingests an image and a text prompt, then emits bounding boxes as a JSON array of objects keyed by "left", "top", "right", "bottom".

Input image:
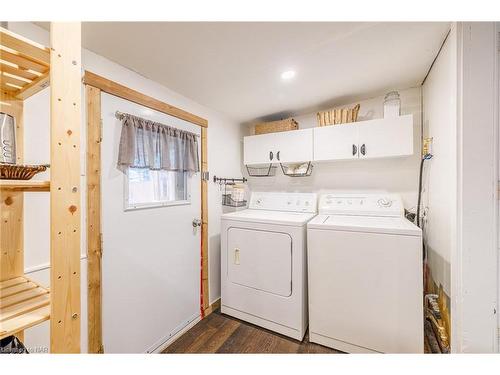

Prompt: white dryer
[
  {"left": 307, "top": 193, "right": 423, "bottom": 353},
  {"left": 221, "top": 192, "right": 317, "bottom": 341}
]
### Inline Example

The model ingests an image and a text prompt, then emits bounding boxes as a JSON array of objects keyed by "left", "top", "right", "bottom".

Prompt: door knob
[
  {"left": 192, "top": 219, "right": 202, "bottom": 227},
  {"left": 352, "top": 144, "right": 357, "bottom": 156},
  {"left": 269, "top": 151, "right": 274, "bottom": 161}
]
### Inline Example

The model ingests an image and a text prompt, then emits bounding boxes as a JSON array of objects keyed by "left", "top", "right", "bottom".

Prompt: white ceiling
[{"left": 55, "top": 22, "right": 450, "bottom": 122}]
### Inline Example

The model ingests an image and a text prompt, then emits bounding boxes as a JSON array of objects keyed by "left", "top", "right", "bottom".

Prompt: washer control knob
[{"left": 378, "top": 198, "right": 392, "bottom": 207}]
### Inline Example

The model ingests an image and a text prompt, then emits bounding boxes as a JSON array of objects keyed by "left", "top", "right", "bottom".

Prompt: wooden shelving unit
[
  {"left": 0, "top": 27, "right": 50, "bottom": 100},
  {"left": 0, "top": 24, "right": 81, "bottom": 353},
  {"left": 0, "top": 180, "right": 50, "bottom": 192},
  {"left": 0, "top": 276, "right": 50, "bottom": 340}
]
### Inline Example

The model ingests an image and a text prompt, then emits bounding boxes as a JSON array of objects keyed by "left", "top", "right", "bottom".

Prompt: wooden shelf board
[
  {"left": 0, "top": 26, "right": 50, "bottom": 100},
  {"left": 0, "top": 276, "right": 50, "bottom": 340},
  {"left": 0, "top": 180, "right": 50, "bottom": 192}
]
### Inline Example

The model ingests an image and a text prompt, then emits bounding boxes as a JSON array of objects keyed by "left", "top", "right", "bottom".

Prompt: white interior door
[{"left": 101, "top": 93, "right": 201, "bottom": 353}]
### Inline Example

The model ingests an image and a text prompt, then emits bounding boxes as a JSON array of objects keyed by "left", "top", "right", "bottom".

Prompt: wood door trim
[
  {"left": 84, "top": 72, "right": 209, "bottom": 353},
  {"left": 86, "top": 85, "right": 103, "bottom": 354},
  {"left": 82, "top": 71, "right": 208, "bottom": 127}
]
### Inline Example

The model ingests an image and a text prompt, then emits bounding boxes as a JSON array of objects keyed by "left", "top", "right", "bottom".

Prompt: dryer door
[{"left": 227, "top": 227, "right": 292, "bottom": 297}]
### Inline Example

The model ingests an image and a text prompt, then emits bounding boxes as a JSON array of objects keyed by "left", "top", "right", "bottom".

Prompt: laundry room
[{"left": 1, "top": 9, "right": 499, "bottom": 368}]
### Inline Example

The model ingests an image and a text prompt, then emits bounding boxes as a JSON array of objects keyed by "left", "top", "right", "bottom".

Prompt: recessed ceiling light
[{"left": 281, "top": 70, "right": 296, "bottom": 81}]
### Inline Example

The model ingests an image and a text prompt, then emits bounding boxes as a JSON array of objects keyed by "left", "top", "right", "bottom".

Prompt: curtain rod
[
  {"left": 114, "top": 110, "right": 200, "bottom": 137},
  {"left": 115, "top": 110, "right": 127, "bottom": 120}
]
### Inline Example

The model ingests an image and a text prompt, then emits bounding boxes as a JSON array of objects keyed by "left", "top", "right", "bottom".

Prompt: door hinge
[
  {"left": 99, "top": 119, "right": 103, "bottom": 143},
  {"left": 201, "top": 171, "right": 209, "bottom": 181}
]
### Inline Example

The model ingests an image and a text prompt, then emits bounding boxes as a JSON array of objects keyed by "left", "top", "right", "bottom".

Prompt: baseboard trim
[
  {"left": 204, "top": 298, "right": 221, "bottom": 317},
  {"left": 149, "top": 313, "right": 201, "bottom": 353}
]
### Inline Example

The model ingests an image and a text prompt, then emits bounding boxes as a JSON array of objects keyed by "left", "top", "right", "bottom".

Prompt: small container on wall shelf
[{"left": 214, "top": 176, "right": 248, "bottom": 208}]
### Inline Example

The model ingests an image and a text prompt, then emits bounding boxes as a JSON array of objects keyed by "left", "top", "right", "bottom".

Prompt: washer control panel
[
  {"left": 249, "top": 192, "right": 317, "bottom": 213},
  {"left": 319, "top": 193, "right": 403, "bottom": 217}
]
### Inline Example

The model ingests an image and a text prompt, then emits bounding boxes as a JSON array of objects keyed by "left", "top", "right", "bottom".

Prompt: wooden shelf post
[{"left": 49, "top": 22, "right": 82, "bottom": 353}]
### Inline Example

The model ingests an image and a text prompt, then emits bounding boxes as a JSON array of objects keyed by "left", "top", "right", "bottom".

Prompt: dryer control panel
[
  {"left": 249, "top": 192, "right": 318, "bottom": 213},
  {"left": 318, "top": 193, "right": 403, "bottom": 217}
]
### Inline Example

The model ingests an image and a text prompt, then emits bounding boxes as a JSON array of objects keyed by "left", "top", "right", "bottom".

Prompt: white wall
[
  {"left": 422, "top": 25, "right": 456, "bottom": 296},
  {"left": 244, "top": 87, "right": 422, "bottom": 209},
  {"left": 454, "top": 22, "right": 498, "bottom": 353},
  {"left": 9, "top": 22, "right": 243, "bottom": 352}
]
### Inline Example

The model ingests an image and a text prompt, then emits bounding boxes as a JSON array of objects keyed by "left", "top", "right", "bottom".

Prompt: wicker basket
[
  {"left": 0, "top": 164, "right": 49, "bottom": 180},
  {"left": 317, "top": 104, "right": 360, "bottom": 127},
  {"left": 255, "top": 118, "right": 298, "bottom": 135}
]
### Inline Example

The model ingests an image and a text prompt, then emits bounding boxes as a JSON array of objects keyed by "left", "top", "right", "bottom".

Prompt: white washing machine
[
  {"left": 307, "top": 193, "right": 423, "bottom": 353},
  {"left": 221, "top": 191, "right": 317, "bottom": 341}
]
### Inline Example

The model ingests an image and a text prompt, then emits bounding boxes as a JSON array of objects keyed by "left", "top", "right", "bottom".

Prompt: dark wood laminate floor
[{"left": 163, "top": 310, "right": 342, "bottom": 354}]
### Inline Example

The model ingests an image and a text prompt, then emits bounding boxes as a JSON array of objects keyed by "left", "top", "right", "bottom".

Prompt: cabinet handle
[
  {"left": 277, "top": 151, "right": 280, "bottom": 161},
  {"left": 361, "top": 144, "right": 366, "bottom": 156},
  {"left": 269, "top": 151, "right": 274, "bottom": 161},
  {"left": 352, "top": 144, "right": 357, "bottom": 156}
]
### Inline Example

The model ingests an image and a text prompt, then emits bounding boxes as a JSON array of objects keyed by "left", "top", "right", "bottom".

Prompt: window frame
[{"left": 123, "top": 168, "right": 192, "bottom": 211}]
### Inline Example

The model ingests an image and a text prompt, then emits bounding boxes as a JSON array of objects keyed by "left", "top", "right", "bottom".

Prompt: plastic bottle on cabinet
[{"left": 383, "top": 91, "right": 401, "bottom": 118}]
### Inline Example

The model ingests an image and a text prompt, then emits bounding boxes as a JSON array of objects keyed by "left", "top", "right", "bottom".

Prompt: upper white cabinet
[
  {"left": 244, "top": 115, "right": 413, "bottom": 166},
  {"left": 313, "top": 115, "right": 413, "bottom": 161},
  {"left": 314, "top": 122, "right": 359, "bottom": 161},
  {"left": 357, "top": 115, "right": 413, "bottom": 159},
  {"left": 244, "top": 128, "right": 313, "bottom": 165}
]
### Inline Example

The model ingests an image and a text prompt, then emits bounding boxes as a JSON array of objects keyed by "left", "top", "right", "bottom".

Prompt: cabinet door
[
  {"left": 357, "top": 115, "right": 413, "bottom": 159},
  {"left": 313, "top": 123, "right": 359, "bottom": 161},
  {"left": 274, "top": 128, "right": 313, "bottom": 163},
  {"left": 244, "top": 129, "right": 313, "bottom": 165},
  {"left": 243, "top": 133, "right": 277, "bottom": 165}
]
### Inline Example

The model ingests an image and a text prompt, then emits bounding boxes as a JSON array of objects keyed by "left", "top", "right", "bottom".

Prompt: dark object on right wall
[{"left": 0, "top": 335, "right": 29, "bottom": 354}]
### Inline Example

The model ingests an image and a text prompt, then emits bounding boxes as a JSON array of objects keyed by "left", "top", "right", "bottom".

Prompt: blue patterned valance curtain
[{"left": 117, "top": 112, "right": 199, "bottom": 173}]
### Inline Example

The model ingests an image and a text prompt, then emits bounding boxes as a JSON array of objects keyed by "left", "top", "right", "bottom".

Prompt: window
[{"left": 125, "top": 167, "right": 189, "bottom": 210}]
